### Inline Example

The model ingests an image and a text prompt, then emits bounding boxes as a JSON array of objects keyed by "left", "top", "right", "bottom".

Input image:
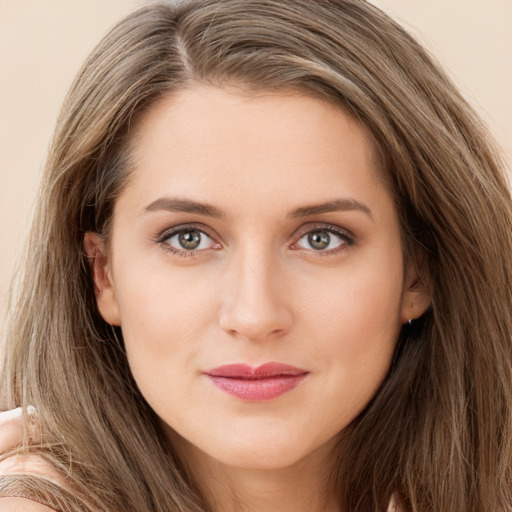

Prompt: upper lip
[{"left": 205, "top": 362, "right": 308, "bottom": 379}]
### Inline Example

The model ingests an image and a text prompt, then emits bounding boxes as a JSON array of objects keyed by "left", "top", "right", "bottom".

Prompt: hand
[{"left": 0, "top": 407, "right": 37, "bottom": 454}]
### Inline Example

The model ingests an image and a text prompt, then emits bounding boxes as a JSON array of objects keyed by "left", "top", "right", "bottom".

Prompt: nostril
[{"left": 218, "top": 310, "right": 292, "bottom": 342}]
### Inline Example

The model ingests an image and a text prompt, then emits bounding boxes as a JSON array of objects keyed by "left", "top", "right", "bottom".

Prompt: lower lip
[{"left": 206, "top": 374, "right": 307, "bottom": 401}]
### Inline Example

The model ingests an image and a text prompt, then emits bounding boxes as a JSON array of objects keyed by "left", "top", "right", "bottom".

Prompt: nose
[{"left": 218, "top": 248, "right": 293, "bottom": 343}]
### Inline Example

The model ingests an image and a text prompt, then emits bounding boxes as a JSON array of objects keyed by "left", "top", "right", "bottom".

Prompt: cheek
[
  {"left": 112, "top": 261, "right": 219, "bottom": 376},
  {"left": 298, "top": 255, "right": 403, "bottom": 345},
  {"left": 296, "top": 255, "right": 404, "bottom": 402}
]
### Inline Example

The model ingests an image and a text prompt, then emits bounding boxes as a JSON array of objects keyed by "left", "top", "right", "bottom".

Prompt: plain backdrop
[{"left": 1, "top": 0, "right": 511, "bottom": 326}]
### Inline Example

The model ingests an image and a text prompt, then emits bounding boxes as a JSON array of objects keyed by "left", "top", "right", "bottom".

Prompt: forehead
[{"left": 120, "top": 85, "right": 389, "bottom": 218}]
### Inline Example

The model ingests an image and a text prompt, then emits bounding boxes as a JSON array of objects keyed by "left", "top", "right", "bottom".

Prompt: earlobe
[
  {"left": 83, "top": 232, "right": 121, "bottom": 326},
  {"left": 400, "top": 264, "right": 432, "bottom": 325}
]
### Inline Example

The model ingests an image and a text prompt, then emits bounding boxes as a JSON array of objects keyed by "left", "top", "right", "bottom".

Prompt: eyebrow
[
  {"left": 289, "top": 199, "right": 373, "bottom": 220},
  {"left": 143, "top": 197, "right": 373, "bottom": 220},
  {"left": 143, "top": 197, "right": 227, "bottom": 219}
]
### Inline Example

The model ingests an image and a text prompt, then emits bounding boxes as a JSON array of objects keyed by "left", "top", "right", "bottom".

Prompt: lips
[{"left": 204, "top": 363, "right": 309, "bottom": 401}]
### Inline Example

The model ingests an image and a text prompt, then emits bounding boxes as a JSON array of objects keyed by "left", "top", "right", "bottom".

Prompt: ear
[
  {"left": 400, "top": 262, "right": 432, "bottom": 325},
  {"left": 83, "top": 232, "right": 121, "bottom": 326}
]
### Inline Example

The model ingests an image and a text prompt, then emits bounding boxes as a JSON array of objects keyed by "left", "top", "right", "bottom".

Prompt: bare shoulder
[
  {"left": 0, "top": 496, "right": 57, "bottom": 511},
  {"left": 0, "top": 454, "right": 66, "bottom": 511},
  {"left": 0, "top": 455, "right": 97, "bottom": 512},
  {"left": 0, "top": 453, "right": 64, "bottom": 485}
]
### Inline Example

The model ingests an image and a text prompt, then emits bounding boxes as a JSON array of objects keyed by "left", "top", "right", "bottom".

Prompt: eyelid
[
  {"left": 156, "top": 222, "right": 217, "bottom": 242},
  {"left": 153, "top": 221, "right": 355, "bottom": 258},
  {"left": 290, "top": 223, "right": 355, "bottom": 254},
  {"left": 155, "top": 223, "right": 222, "bottom": 256}
]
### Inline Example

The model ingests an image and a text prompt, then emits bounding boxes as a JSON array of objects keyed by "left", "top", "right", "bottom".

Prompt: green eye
[
  {"left": 163, "top": 228, "right": 216, "bottom": 253},
  {"left": 307, "top": 231, "right": 331, "bottom": 250},
  {"left": 178, "top": 230, "right": 203, "bottom": 250},
  {"left": 295, "top": 227, "right": 351, "bottom": 252}
]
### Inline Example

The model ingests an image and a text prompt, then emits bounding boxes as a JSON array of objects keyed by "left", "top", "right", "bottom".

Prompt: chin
[
  {"left": 201, "top": 429, "right": 337, "bottom": 472},
  {"left": 214, "top": 447, "right": 303, "bottom": 471},
  {"left": 162, "top": 409, "right": 342, "bottom": 474}
]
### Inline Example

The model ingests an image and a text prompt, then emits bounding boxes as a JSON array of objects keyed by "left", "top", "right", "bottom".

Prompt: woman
[{"left": 1, "top": 1, "right": 511, "bottom": 511}]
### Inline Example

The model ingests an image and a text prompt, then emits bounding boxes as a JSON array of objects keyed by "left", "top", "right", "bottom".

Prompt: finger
[
  {"left": 0, "top": 407, "right": 39, "bottom": 453},
  {"left": 0, "top": 408, "right": 24, "bottom": 453}
]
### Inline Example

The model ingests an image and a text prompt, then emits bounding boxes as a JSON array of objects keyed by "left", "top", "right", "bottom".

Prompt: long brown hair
[{"left": 2, "top": 1, "right": 511, "bottom": 510}]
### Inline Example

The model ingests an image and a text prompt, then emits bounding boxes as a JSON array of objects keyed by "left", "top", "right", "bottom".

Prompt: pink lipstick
[{"left": 204, "top": 362, "right": 308, "bottom": 401}]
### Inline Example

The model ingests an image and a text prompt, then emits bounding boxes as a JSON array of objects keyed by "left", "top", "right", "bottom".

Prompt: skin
[
  {"left": 86, "top": 85, "right": 430, "bottom": 512},
  {"left": 0, "top": 410, "right": 79, "bottom": 511}
]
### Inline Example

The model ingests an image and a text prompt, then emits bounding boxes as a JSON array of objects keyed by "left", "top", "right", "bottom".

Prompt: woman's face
[{"left": 88, "top": 85, "right": 428, "bottom": 472}]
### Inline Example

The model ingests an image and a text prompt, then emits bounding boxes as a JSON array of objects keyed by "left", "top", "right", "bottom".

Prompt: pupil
[
  {"left": 308, "top": 231, "right": 330, "bottom": 250},
  {"left": 179, "top": 230, "right": 201, "bottom": 250}
]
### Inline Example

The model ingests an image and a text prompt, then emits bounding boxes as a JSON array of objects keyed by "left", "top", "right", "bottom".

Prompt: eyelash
[
  {"left": 155, "top": 223, "right": 355, "bottom": 258},
  {"left": 156, "top": 224, "right": 219, "bottom": 258},
  {"left": 292, "top": 223, "right": 355, "bottom": 256}
]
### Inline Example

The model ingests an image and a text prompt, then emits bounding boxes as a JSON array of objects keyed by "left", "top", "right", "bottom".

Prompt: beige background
[{"left": 1, "top": 0, "right": 511, "bottom": 322}]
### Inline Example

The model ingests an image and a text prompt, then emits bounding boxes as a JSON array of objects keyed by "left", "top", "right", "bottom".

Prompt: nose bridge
[{"left": 218, "top": 241, "right": 292, "bottom": 341}]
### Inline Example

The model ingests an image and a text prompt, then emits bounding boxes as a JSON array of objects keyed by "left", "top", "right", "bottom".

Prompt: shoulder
[
  {"left": 0, "top": 457, "right": 96, "bottom": 512},
  {"left": 0, "top": 496, "right": 57, "bottom": 511},
  {"left": 0, "top": 411, "right": 89, "bottom": 512},
  {"left": 0, "top": 453, "right": 66, "bottom": 486},
  {"left": 0, "top": 454, "right": 67, "bottom": 512}
]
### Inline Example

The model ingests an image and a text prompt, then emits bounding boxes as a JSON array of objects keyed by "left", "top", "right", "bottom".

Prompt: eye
[
  {"left": 160, "top": 227, "right": 218, "bottom": 254},
  {"left": 293, "top": 226, "right": 352, "bottom": 253}
]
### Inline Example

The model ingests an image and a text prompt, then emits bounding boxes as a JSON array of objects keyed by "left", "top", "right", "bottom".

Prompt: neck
[
  {"left": 201, "top": 463, "right": 339, "bottom": 512},
  {"left": 169, "top": 431, "right": 341, "bottom": 512}
]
